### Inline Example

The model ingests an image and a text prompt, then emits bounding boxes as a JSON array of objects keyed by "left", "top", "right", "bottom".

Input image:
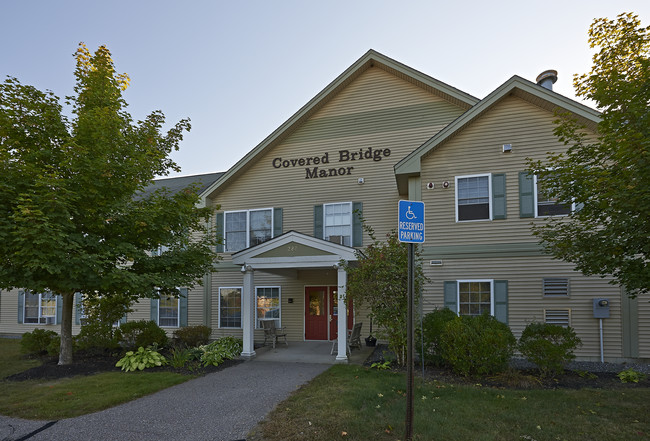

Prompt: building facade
[{"left": 1, "top": 50, "right": 647, "bottom": 362}]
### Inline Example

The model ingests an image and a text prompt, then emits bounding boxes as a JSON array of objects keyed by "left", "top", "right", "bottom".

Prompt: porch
[
  {"left": 251, "top": 340, "right": 375, "bottom": 365},
  {"left": 231, "top": 231, "right": 360, "bottom": 362}
]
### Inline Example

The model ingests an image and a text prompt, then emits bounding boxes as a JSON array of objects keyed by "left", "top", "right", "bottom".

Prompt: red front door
[
  {"left": 305, "top": 287, "right": 328, "bottom": 340},
  {"left": 305, "top": 286, "right": 353, "bottom": 341}
]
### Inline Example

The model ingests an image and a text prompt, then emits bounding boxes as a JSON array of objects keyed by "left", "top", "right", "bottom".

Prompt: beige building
[{"left": 1, "top": 50, "right": 647, "bottom": 362}]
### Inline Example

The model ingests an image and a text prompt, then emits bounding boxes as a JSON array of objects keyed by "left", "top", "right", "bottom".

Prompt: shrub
[
  {"left": 173, "top": 325, "right": 211, "bottom": 348},
  {"left": 419, "top": 308, "right": 457, "bottom": 366},
  {"left": 76, "top": 321, "right": 122, "bottom": 353},
  {"left": 439, "top": 313, "right": 516, "bottom": 376},
  {"left": 199, "top": 336, "right": 242, "bottom": 367},
  {"left": 21, "top": 329, "right": 59, "bottom": 356},
  {"left": 618, "top": 368, "right": 646, "bottom": 383},
  {"left": 168, "top": 347, "right": 202, "bottom": 369},
  {"left": 75, "top": 294, "right": 132, "bottom": 353},
  {"left": 117, "top": 320, "right": 168, "bottom": 350},
  {"left": 115, "top": 346, "right": 168, "bottom": 372},
  {"left": 518, "top": 322, "right": 582, "bottom": 378}
]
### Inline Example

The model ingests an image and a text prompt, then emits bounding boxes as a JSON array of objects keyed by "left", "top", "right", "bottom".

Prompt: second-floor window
[
  {"left": 456, "top": 174, "right": 491, "bottom": 221},
  {"left": 324, "top": 202, "right": 352, "bottom": 246},
  {"left": 535, "top": 175, "right": 572, "bottom": 217},
  {"left": 225, "top": 208, "right": 273, "bottom": 252}
]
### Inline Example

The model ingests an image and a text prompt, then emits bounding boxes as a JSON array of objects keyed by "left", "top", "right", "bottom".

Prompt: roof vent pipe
[{"left": 536, "top": 70, "right": 558, "bottom": 90}]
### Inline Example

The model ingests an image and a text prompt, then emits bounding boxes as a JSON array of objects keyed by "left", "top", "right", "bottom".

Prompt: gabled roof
[
  {"left": 231, "top": 230, "right": 358, "bottom": 269},
  {"left": 201, "top": 49, "right": 479, "bottom": 200},
  {"left": 141, "top": 172, "right": 224, "bottom": 198},
  {"left": 393, "top": 75, "right": 601, "bottom": 194}
]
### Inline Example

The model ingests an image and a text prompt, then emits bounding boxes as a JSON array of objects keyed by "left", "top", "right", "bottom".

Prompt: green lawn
[
  {"left": 0, "top": 338, "right": 42, "bottom": 378},
  {"left": 250, "top": 364, "right": 650, "bottom": 441},
  {"left": 0, "top": 338, "right": 191, "bottom": 420}
]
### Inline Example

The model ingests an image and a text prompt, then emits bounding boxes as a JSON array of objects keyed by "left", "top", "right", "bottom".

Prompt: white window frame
[
  {"left": 223, "top": 208, "right": 274, "bottom": 252},
  {"left": 218, "top": 286, "right": 243, "bottom": 329},
  {"left": 23, "top": 292, "right": 57, "bottom": 324},
  {"left": 255, "top": 286, "right": 281, "bottom": 329},
  {"left": 457, "top": 280, "right": 494, "bottom": 316},
  {"left": 455, "top": 174, "right": 492, "bottom": 222},
  {"left": 323, "top": 201, "right": 353, "bottom": 245},
  {"left": 158, "top": 294, "right": 180, "bottom": 328},
  {"left": 534, "top": 174, "right": 573, "bottom": 218}
]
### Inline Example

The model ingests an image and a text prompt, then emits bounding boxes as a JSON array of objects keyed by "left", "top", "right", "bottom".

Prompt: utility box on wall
[{"left": 593, "top": 298, "right": 610, "bottom": 319}]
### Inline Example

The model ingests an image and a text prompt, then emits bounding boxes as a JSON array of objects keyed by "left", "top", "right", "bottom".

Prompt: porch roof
[{"left": 231, "top": 230, "right": 358, "bottom": 269}]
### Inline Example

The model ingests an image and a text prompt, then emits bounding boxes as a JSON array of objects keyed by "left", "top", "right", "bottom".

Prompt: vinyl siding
[
  {"left": 208, "top": 67, "right": 466, "bottom": 246},
  {"left": 419, "top": 95, "right": 598, "bottom": 247},
  {"left": 422, "top": 255, "right": 627, "bottom": 360},
  {"left": 639, "top": 296, "right": 650, "bottom": 358}
]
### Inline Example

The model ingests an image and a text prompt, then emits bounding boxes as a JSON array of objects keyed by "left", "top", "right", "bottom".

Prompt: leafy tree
[
  {"left": 0, "top": 44, "right": 216, "bottom": 364},
  {"left": 527, "top": 13, "right": 649, "bottom": 297},
  {"left": 344, "top": 224, "right": 424, "bottom": 366}
]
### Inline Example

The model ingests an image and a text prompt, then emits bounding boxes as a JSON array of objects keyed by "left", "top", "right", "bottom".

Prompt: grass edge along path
[
  {"left": 0, "top": 370, "right": 191, "bottom": 420},
  {"left": 250, "top": 364, "right": 650, "bottom": 441}
]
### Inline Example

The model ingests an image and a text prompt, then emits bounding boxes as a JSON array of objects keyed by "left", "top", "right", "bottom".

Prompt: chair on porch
[
  {"left": 261, "top": 319, "right": 288, "bottom": 349},
  {"left": 330, "top": 322, "right": 362, "bottom": 355}
]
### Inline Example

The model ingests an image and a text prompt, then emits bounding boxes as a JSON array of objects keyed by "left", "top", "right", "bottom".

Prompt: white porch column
[
  {"left": 336, "top": 264, "right": 348, "bottom": 363},
  {"left": 241, "top": 265, "right": 256, "bottom": 358}
]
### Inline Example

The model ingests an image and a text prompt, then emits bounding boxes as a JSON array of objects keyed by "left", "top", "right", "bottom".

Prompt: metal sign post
[{"left": 398, "top": 200, "right": 425, "bottom": 441}]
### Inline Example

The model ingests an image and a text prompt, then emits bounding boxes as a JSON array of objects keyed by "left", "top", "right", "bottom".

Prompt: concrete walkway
[{"left": 0, "top": 342, "right": 372, "bottom": 441}]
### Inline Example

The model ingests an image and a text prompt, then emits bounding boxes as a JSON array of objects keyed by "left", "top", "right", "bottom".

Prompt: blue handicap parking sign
[{"left": 398, "top": 200, "right": 425, "bottom": 243}]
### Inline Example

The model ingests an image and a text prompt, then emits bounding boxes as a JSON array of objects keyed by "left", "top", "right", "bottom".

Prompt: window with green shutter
[{"left": 445, "top": 279, "right": 508, "bottom": 324}]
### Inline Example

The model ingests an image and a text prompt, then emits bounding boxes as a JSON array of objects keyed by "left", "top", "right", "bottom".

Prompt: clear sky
[{"left": 2, "top": 1, "right": 648, "bottom": 177}]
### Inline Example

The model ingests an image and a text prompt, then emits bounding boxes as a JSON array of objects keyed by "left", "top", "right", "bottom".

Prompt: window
[
  {"left": 158, "top": 295, "right": 179, "bottom": 327},
  {"left": 456, "top": 175, "right": 491, "bottom": 221},
  {"left": 77, "top": 293, "right": 124, "bottom": 327},
  {"left": 219, "top": 287, "right": 242, "bottom": 328},
  {"left": 24, "top": 292, "right": 56, "bottom": 324},
  {"left": 324, "top": 202, "right": 352, "bottom": 245},
  {"left": 543, "top": 278, "right": 570, "bottom": 296},
  {"left": 224, "top": 208, "right": 273, "bottom": 252},
  {"left": 535, "top": 175, "right": 571, "bottom": 217},
  {"left": 545, "top": 309, "right": 571, "bottom": 327},
  {"left": 458, "top": 280, "right": 493, "bottom": 316},
  {"left": 256, "top": 287, "right": 281, "bottom": 328}
]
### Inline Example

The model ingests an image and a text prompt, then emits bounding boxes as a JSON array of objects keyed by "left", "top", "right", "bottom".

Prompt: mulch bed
[
  {"left": 4, "top": 352, "right": 243, "bottom": 382},
  {"left": 363, "top": 344, "right": 650, "bottom": 390}
]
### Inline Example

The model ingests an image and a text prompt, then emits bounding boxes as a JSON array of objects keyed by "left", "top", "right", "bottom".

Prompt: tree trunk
[{"left": 58, "top": 291, "right": 74, "bottom": 365}]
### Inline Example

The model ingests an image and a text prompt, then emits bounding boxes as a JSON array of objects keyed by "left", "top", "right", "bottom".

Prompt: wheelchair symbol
[{"left": 405, "top": 206, "right": 416, "bottom": 220}]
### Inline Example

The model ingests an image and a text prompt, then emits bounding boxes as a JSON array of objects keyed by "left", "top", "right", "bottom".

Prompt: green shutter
[
  {"left": 443, "top": 281, "right": 458, "bottom": 313},
  {"left": 494, "top": 280, "right": 508, "bottom": 324},
  {"left": 56, "top": 295, "right": 62, "bottom": 324},
  {"left": 519, "top": 172, "right": 535, "bottom": 218},
  {"left": 492, "top": 173, "right": 506, "bottom": 219},
  {"left": 352, "top": 202, "right": 363, "bottom": 247},
  {"left": 151, "top": 299, "right": 158, "bottom": 323},
  {"left": 75, "top": 292, "right": 82, "bottom": 325},
  {"left": 273, "top": 208, "right": 283, "bottom": 238},
  {"left": 18, "top": 290, "right": 25, "bottom": 323},
  {"left": 179, "top": 288, "right": 188, "bottom": 327},
  {"left": 314, "top": 205, "right": 323, "bottom": 239},
  {"left": 215, "top": 212, "right": 224, "bottom": 253}
]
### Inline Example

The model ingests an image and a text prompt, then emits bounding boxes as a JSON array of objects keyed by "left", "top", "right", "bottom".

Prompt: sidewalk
[{"left": 0, "top": 361, "right": 330, "bottom": 441}]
